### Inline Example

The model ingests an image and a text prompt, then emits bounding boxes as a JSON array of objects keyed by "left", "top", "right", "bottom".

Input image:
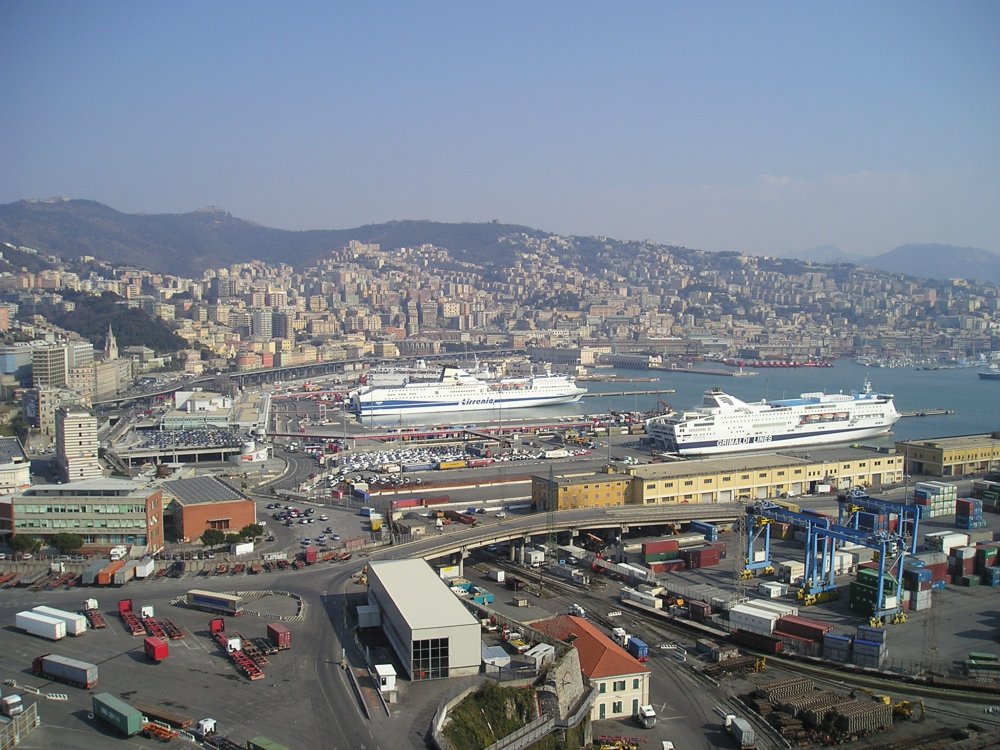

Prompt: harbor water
[{"left": 374, "top": 360, "right": 998, "bottom": 445}]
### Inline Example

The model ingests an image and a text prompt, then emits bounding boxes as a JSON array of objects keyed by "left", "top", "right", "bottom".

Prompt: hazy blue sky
[{"left": 2, "top": 2, "right": 998, "bottom": 257}]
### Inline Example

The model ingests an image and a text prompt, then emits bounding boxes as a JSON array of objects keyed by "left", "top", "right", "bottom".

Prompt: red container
[
  {"left": 467, "top": 458, "right": 494, "bottom": 468},
  {"left": 304, "top": 547, "right": 317, "bottom": 565},
  {"left": 730, "top": 629, "right": 784, "bottom": 655},
  {"left": 773, "top": 614, "right": 832, "bottom": 641},
  {"left": 144, "top": 635, "right": 169, "bottom": 662},
  {"left": 421, "top": 496, "right": 450, "bottom": 507},
  {"left": 648, "top": 560, "right": 685, "bottom": 574},
  {"left": 267, "top": 623, "right": 291, "bottom": 650},
  {"left": 392, "top": 498, "right": 421, "bottom": 510},
  {"left": 858, "top": 561, "right": 880, "bottom": 571},
  {"left": 642, "top": 540, "right": 680, "bottom": 554}
]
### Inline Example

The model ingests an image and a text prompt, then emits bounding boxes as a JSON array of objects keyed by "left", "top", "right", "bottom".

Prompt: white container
[
  {"left": 490, "top": 569, "right": 505, "bottom": 583},
  {"left": 776, "top": 561, "right": 805, "bottom": 583},
  {"left": 231, "top": 542, "right": 254, "bottom": 556},
  {"left": 729, "top": 603, "right": 779, "bottom": 635},
  {"left": 31, "top": 606, "right": 87, "bottom": 636},
  {"left": 16, "top": 611, "right": 66, "bottom": 640},
  {"left": 758, "top": 582, "right": 787, "bottom": 598},
  {"left": 744, "top": 599, "right": 799, "bottom": 618},
  {"left": 134, "top": 558, "right": 155, "bottom": 579}
]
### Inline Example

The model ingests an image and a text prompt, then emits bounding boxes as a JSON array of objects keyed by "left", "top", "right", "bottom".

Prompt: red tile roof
[{"left": 532, "top": 615, "right": 649, "bottom": 679}]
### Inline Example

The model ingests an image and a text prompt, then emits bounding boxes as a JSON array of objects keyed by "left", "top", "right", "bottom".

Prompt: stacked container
[
  {"left": 729, "top": 603, "right": 779, "bottom": 635},
  {"left": 956, "top": 498, "right": 986, "bottom": 530},
  {"left": 641, "top": 539, "right": 680, "bottom": 564},
  {"left": 951, "top": 546, "right": 978, "bottom": 585},
  {"left": 822, "top": 633, "right": 852, "bottom": 662},
  {"left": 776, "top": 560, "right": 805, "bottom": 584},
  {"left": 688, "top": 520, "right": 719, "bottom": 542},
  {"left": 775, "top": 615, "right": 833, "bottom": 641},
  {"left": 682, "top": 546, "right": 722, "bottom": 569},
  {"left": 924, "top": 530, "right": 969, "bottom": 554},
  {"left": 852, "top": 637, "right": 887, "bottom": 669},
  {"left": 849, "top": 568, "right": 897, "bottom": 616},
  {"left": 911, "top": 481, "right": 957, "bottom": 518}
]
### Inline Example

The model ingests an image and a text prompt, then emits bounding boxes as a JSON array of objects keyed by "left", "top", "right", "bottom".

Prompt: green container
[
  {"left": 968, "top": 651, "right": 1000, "bottom": 662},
  {"left": 961, "top": 575, "right": 981, "bottom": 587},
  {"left": 92, "top": 693, "right": 143, "bottom": 737},
  {"left": 247, "top": 738, "right": 293, "bottom": 750}
]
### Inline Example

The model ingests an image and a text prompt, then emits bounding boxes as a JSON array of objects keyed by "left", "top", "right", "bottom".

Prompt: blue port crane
[
  {"left": 801, "top": 522, "right": 907, "bottom": 621},
  {"left": 836, "top": 488, "right": 922, "bottom": 554},
  {"left": 746, "top": 500, "right": 908, "bottom": 621},
  {"left": 742, "top": 502, "right": 832, "bottom": 579}
]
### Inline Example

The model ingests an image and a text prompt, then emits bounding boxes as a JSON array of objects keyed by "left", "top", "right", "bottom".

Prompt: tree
[
  {"left": 50, "top": 533, "right": 84, "bottom": 555},
  {"left": 239, "top": 524, "right": 263, "bottom": 540},
  {"left": 224, "top": 533, "right": 241, "bottom": 545},
  {"left": 11, "top": 535, "right": 40, "bottom": 554},
  {"left": 200, "top": 529, "right": 225, "bottom": 548}
]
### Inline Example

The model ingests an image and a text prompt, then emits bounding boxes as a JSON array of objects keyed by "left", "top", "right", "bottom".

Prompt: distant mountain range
[
  {"left": 778, "top": 243, "right": 1000, "bottom": 284},
  {"left": 1, "top": 198, "right": 997, "bottom": 284},
  {"left": 0, "top": 199, "right": 545, "bottom": 276}
]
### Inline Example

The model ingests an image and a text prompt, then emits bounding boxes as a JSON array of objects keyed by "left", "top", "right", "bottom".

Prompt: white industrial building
[{"left": 367, "top": 559, "right": 481, "bottom": 680}]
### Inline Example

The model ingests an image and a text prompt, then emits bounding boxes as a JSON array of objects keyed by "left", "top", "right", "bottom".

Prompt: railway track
[{"left": 481, "top": 558, "right": 1000, "bottom": 748}]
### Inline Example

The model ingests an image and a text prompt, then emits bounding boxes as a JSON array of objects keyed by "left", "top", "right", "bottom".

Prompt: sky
[{"left": 2, "top": 1, "right": 999, "bottom": 258}]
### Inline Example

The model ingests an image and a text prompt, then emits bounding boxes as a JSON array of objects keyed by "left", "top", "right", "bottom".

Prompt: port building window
[
  {"left": 412, "top": 637, "right": 449, "bottom": 680},
  {"left": 613, "top": 701, "right": 623, "bottom": 713},
  {"left": 613, "top": 680, "right": 626, "bottom": 691}
]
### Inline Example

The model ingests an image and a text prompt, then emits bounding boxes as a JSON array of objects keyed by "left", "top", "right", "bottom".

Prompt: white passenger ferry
[
  {"left": 645, "top": 380, "right": 899, "bottom": 456},
  {"left": 350, "top": 367, "right": 586, "bottom": 417}
]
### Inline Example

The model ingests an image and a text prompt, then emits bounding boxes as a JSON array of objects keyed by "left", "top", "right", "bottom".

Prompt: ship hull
[
  {"left": 670, "top": 423, "right": 895, "bottom": 456},
  {"left": 354, "top": 391, "right": 584, "bottom": 416},
  {"left": 978, "top": 371, "right": 1000, "bottom": 380}
]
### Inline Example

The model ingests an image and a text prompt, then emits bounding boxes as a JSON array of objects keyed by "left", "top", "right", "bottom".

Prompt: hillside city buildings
[{"left": 0, "top": 234, "right": 997, "bottom": 417}]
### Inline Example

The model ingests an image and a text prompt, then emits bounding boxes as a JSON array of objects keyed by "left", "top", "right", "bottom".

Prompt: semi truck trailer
[
  {"left": 32, "top": 654, "right": 98, "bottom": 688},
  {"left": 16, "top": 611, "right": 66, "bottom": 640}
]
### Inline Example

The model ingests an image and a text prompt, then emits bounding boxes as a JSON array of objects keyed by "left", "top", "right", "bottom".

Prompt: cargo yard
[{"left": 2, "top": 427, "right": 1000, "bottom": 750}]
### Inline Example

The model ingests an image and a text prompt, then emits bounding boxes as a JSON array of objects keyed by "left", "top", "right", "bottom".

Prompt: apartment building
[{"left": 55, "top": 406, "right": 102, "bottom": 482}]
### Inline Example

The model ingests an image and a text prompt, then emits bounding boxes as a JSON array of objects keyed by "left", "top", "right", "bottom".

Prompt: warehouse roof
[
  {"left": 162, "top": 476, "right": 248, "bottom": 506},
  {"left": 368, "top": 559, "right": 478, "bottom": 631}
]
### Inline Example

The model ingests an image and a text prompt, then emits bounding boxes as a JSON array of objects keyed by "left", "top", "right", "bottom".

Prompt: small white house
[{"left": 375, "top": 663, "right": 396, "bottom": 693}]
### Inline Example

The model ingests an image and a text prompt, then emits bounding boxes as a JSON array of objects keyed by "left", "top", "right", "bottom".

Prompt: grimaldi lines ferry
[
  {"left": 350, "top": 367, "right": 586, "bottom": 417},
  {"left": 646, "top": 379, "right": 900, "bottom": 456}
]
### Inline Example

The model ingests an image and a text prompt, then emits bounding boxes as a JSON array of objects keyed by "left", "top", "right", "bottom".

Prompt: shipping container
[
  {"left": 774, "top": 614, "right": 832, "bottom": 641},
  {"left": 16, "top": 611, "right": 66, "bottom": 640},
  {"left": 134, "top": 558, "right": 156, "bottom": 579},
  {"left": 92, "top": 692, "right": 143, "bottom": 736},
  {"left": 730, "top": 628, "right": 784, "bottom": 655},
  {"left": 267, "top": 623, "right": 291, "bottom": 650},
  {"left": 304, "top": 546, "right": 317, "bottom": 564},
  {"left": 96, "top": 560, "right": 126, "bottom": 586},
  {"left": 144, "top": 636, "right": 169, "bottom": 663},
  {"left": 247, "top": 738, "right": 293, "bottom": 750},
  {"left": 114, "top": 560, "right": 139, "bottom": 586},
  {"left": 82, "top": 558, "right": 112, "bottom": 586},
  {"left": 32, "top": 653, "right": 98, "bottom": 688},
  {"left": 437, "top": 459, "right": 467, "bottom": 470},
  {"left": 31, "top": 606, "right": 87, "bottom": 636},
  {"left": 184, "top": 590, "right": 244, "bottom": 616}
]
